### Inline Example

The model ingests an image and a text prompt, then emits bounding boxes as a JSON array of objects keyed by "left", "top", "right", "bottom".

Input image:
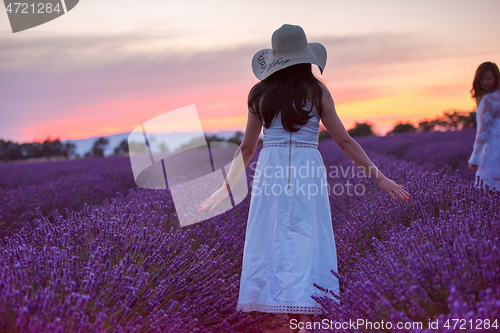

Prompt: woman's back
[
  {"left": 237, "top": 92, "right": 339, "bottom": 315},
  {"left": 262, "top": 101, "right": 321, "bottom": 146}
]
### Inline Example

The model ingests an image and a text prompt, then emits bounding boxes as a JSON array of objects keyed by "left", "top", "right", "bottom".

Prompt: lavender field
[{"left": 1, "top": 130, "right": 499, "bottom": 333}]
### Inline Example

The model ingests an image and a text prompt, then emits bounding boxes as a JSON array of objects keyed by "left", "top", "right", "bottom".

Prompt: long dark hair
[
  {"left": 248, "top": 63, "right": 324, "bottom": 132},
  {"left": 471, "top": 62, "right": 500, "bottom": 104}
]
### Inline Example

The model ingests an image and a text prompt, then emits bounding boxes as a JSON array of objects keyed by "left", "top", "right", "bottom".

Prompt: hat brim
[{"left": 251, "top": 42, "right": 327, "bottom": 80}]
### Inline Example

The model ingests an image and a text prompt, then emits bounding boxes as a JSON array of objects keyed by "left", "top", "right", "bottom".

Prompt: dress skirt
[{"left": 236, "top": 143, "right": 340, "bottom": 314}]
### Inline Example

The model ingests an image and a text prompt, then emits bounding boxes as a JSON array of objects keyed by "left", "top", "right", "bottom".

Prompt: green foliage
[
  {"left": 227, "top": 131, "right": 243, "bottom": 145},
  {"left": 174, "top": 136, "right": 207, "bottom": 152},
  {"left": 389, "top": 122, "right": 417, "bottom": 134},
  {"left": 113, "top": 139, "right": 129, "bottom": 155},
  {"left": 85, "top": 137, "right": 109, "bottom": 158},
  {"left": 347, "top": 122, "right": 375, "bottom": 137},
  {"left": 418, "top": 110, "right": 476, "bottom": 132},
  {"left": 0, "top": 138, "right": 75, "bottom": 162},
  {"left": 173, "top": 131, "right": 255, "bottom": 153}
]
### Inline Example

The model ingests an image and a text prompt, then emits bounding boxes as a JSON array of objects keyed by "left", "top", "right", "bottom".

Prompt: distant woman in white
[{"left": 468, "top": 62, "right": 500, "bottom": 191}]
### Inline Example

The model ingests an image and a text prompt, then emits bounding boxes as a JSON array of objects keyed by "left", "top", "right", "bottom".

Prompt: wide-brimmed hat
[{"left": 251, "top": 24, "right": 327, "bottom": 80}]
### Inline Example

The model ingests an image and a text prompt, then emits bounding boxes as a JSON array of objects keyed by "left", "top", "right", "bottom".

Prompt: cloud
[
  {"left": 0, "top": 30, "right": 475, "bottom": 72},
  {"left": 0, "top": 31, "right": 487, "bottom": 141},
  {"left": 0, "top": 30, "right": 189, "bottom": 70}
]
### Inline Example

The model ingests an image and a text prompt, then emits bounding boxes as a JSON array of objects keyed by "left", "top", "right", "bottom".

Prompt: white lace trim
[
  {"left": 236, "top": 303, "right": 326, "bottom": 314},
  {"left": 262, "top": 142, "right": 318, "bottom": 149}
]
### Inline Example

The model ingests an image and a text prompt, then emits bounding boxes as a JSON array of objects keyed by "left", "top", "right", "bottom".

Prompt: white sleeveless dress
[
  {"left": 468, "top": 88, "right": 500, "bottom": 191},
  {"left": 236, "top": 102, "right": 340, "bottom": 314}
]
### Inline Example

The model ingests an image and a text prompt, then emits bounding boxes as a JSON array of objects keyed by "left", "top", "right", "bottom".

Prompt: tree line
[
  {"left": 320, "top": 109, "right": 476, "bottom": 140},
  {"left": 0, "top": 137, "right": 128, "bottom": 162},
  {"left": 0, "top": 139, "right": 76, "bottom": 162},
  {"left": 0, "top": 131, "right": 252, "bottom": 162},
  {"left": 0, "top": 109, "right": 476, "bottom": 162}
]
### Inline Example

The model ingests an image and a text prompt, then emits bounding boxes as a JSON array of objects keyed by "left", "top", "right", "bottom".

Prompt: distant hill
[{"left": 62, "top": 130, "right": 251, "bottom": 157}]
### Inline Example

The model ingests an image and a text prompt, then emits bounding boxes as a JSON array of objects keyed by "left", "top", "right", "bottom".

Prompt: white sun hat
[{"left": 251, "top": 24, "right": 327, "bottom": 80}]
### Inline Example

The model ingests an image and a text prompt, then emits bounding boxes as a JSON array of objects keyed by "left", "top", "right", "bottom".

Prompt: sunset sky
[{"left": 1, "top": 0, "right": 499, "bottom": 143}]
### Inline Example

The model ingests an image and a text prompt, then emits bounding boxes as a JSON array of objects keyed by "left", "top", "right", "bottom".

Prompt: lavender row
[
  {"left": 0, "top": 185, "right": 272, "bottom": 332},
  {"left": 0, "top": 157, "right": 133, "bottom": 191},
  {"left": 1, "top": 136, "right": 498, "bottom": 332},
  {"left": 0, "top": 157, "right": 137, "bottom": 238},
  {"left": 312, "top": 144, "right": 500, "bottom": 332},
  {"left": 0, "top": 129, "right": 476, "bottom": 238},
  {"left": 352, "top": 129, "right": 477, "bottom": 180}
]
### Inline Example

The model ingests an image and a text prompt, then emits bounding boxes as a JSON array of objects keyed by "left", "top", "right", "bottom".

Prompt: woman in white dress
[
  {"left": 468, "top": 62, "right": 500, "bottom": 191},
  {"left": 198, "top": 24, "right": 412, "bottom": 333}
]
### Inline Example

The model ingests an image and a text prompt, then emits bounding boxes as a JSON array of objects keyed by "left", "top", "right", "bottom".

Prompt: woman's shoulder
[
  {"left": 493, "top": 88, "right": 500, "bottom": 98},
  {"left": 486, "top": 88, "right": 500, "bottom": 100},
  {"left": 319, "top": 83, "right": 331, "bottom": 98},
  {"left": 479, "top": 88, "right": 500, "bottom": 106}
]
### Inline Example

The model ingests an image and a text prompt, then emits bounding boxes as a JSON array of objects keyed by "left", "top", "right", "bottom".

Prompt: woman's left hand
[{"left": 197, "top": 186, "right": 229, "bottom": 212}]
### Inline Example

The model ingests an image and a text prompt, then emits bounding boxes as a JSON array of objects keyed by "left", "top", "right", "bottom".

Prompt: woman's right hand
[
  {"left": 468, "top": 163, "right": 479, "bottom": 170},
  {"left": 376, "top": 176, "right": 412, "bottom": 202}
]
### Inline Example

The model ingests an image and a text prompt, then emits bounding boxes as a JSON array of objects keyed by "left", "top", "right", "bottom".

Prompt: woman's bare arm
[
  {"left": 197, "top": 109, "right": 262, "bottom": 211},
  {"left": 319, "top": 85, "right": 412, "bottom": 201}
]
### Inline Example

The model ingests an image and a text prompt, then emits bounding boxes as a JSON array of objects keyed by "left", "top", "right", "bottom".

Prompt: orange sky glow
[{"left": 1, "top": 0, "right": 499, "bottom": 143}]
